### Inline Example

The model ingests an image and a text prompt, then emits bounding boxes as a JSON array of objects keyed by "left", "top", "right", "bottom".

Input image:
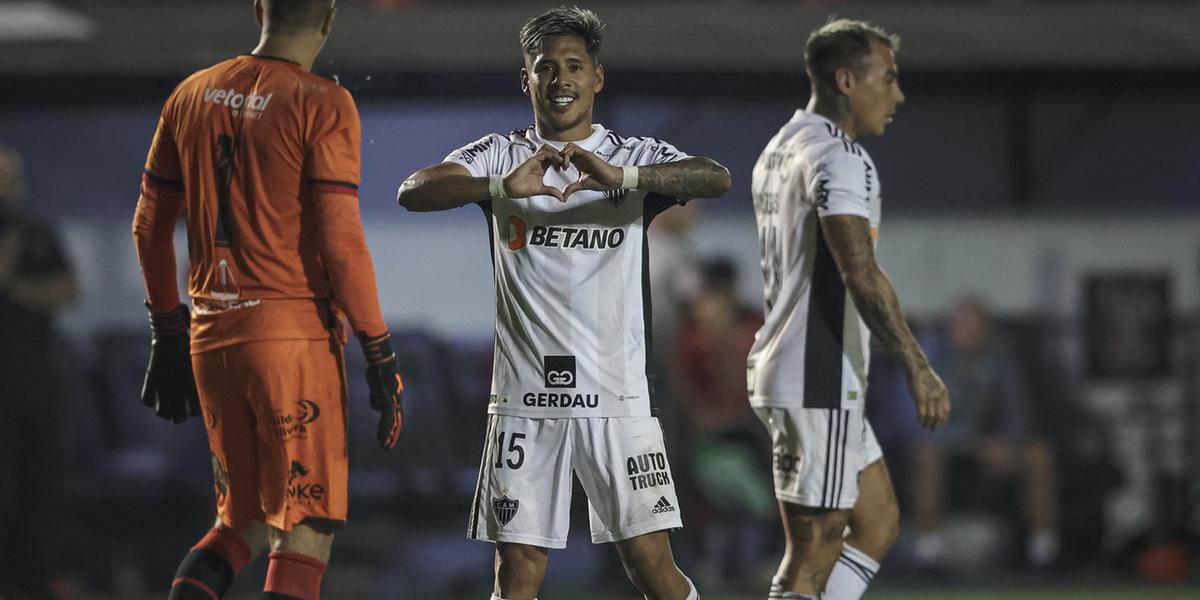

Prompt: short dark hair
[
  {"left": 519, "top": 6, "right": 605, "bottom": 62},
  {"left": 263, "top": 0, "right": 334, "bottom": 30},
  {"left": 804, "top": 18, "right": 899, "bottom": 89}
]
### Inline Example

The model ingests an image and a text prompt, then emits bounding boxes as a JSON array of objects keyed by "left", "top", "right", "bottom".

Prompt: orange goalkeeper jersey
[{"left": 139, "top": 54, "right": 384, "bottom": 352}]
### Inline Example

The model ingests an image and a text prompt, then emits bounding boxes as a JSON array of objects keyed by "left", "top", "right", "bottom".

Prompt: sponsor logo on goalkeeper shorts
[
  {"left": 651, "top": 496, "right": 676, "bottom": 514},
  {"left": 493, "top": 495, "right": 519, "bottom": 527},
  {"left": 287, "top": 460, "right": 326, "bottom": 502},
  {"left": 271, "top": 399, "right": 322, "bottom": 440},
  {"left": 627, "top": 452, "right": 672, "bottom": 491}
]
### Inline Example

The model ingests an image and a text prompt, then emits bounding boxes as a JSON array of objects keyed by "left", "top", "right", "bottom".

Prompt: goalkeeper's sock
[
  {"left": 169, "top": 527, "right": 252, "bottom": 599},
  {"left": 263, "top": 552, "right": 325, "bottom": 600}
]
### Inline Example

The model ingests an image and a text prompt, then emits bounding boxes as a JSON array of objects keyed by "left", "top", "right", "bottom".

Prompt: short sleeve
[
  {"left": 627, "top": 137, "right": 690, "bottom": 167},
  {"left": 144, "top": 102, "right": 182, "bottom": 184},
  {"left": 444, "top": 134, "right": 506, "bottom": 177},
  {"left": 306, "top": 87, "right": 362, "bottom": 187},
  {"left": 811, "top": 150, "right": 870, "bottom": 219}
]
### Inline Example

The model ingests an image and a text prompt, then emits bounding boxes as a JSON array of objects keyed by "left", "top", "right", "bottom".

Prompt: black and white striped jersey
[
  {"left": 445, "top": 124, "right": 689, "bottom": 418},
  {"left": 747, "top": 110, "right": 882, "bottom": 410}
]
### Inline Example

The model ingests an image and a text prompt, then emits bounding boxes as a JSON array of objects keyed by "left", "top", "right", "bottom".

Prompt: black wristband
[
  {"left": 147, "top": 302, "right": 190, "bottom": 335},
  {"left": 359, "top": 331, "right": 394, "bottom": 365}
]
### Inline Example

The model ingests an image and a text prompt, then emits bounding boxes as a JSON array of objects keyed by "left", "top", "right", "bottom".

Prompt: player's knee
[
  {"left": 620, "top": 551, "right": 673, "bottom": 593},
  {"left": 496, "top": 542, "right": 548, "bottom": 582},
  {"left": 786, "top": 507, "right": 848, "bottom": 550},
  {"left": 877, "top": 498, "right": 901, "bottom": 547},
  {"left": 268, "top": 518, "right": 336, "bottom": 562}
]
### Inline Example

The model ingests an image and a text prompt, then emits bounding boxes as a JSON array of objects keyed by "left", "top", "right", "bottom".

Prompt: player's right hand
[
  {"left": 907, "top": 365, "right": 950, "bottom": 430},
  {"left": 140, "top": 304, "right": 202, "bottom": 424},
  {"left": 502, "top": 145, "right": 566, "bottom": 202},
  {"left": 360, "top": 332, "right": 405, "bottom": 450}
]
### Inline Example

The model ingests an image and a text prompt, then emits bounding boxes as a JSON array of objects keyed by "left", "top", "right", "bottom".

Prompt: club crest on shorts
[{"left": 493, "top": 494, "right": 519, "bottom": 527}]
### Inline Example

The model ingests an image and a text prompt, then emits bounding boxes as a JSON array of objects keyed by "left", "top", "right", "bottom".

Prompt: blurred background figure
[
  {"left": 648, "top": 201, "right": 701, "bottom": 461},
  {"left": 0, "top": 147, "right": 80, "bottom": 599},
  {"left": 672, "top": 258, "right": 775, "bottom": 591},
  {"left": 908, "top": 295, "right": 1060, "bottom": 570}
]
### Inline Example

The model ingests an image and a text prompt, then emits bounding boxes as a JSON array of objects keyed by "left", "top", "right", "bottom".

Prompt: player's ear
[
  {"left": 254, "top": 0, "right": 264, "bottom": 28},
  {"left": 593, "top": 63, "right": 605, "bottom": 94},
  {"left": 834, "top": 66, "right": 856, "bottom": 96},
  {"left": 321, "top": 6, "right": 336, "bottom": 37},
  {"left": 520, "top": 68, "right": 531, "bottom": 96}
]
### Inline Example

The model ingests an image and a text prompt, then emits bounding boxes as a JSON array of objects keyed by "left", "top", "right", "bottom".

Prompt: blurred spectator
[
  {"left": 908, "top": 295, "right": 1060, "bottom": 569},
  {"left": 0, "top": 147, "right": 79, "bottom": 599},
  {"left": 672, "top": 258, "right": 774, "bottom": 588},
  {"left": 648, "top": 201, "right": 701, "bottom": 447}
]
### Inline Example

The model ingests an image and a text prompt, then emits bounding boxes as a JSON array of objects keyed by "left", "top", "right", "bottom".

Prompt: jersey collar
[
  {"left": 794, "top": 109, "right": 850, "bottom": 138},
  {"left": 526, "top": 124, "right": 609, "bottom": 153}
]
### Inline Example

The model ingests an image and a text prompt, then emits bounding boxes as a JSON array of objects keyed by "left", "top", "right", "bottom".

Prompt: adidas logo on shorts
[{"left": 651, "top": 496, "right": 676, "bottom": 514}]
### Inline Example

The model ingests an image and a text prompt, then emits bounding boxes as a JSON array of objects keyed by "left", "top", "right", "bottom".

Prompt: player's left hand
[
  {"left": 140, "top": 303, "right": 202, "bottom": 424},
  {"left": 560, "top": 143, "right": 623, "bottom": 200},
  {"left": 360, "top": 332, "right": 405, "bottom": 450}
]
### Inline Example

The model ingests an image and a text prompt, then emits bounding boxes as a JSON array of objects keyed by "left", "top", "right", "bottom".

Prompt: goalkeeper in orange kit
[{"left": 132, "top": 1, "right": 403, "bottom": 598}]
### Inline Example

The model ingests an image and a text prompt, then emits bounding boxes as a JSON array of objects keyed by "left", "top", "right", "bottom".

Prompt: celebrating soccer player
[
  {"left": 397, "top": 7, "right": 730, "bottom": 600},
  {"left": 746, "top": 18, "right": 951, "bottom": 600},
  {"left": 132, "top": 1, "right": 404, "bottom": 598}
]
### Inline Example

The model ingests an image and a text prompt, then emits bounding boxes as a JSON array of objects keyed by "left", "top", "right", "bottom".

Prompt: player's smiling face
[
  {"left": 522, "top": 35, "right": 605, "bottom": 142},
  {"left": 848, "top": 40, "right": 905, "bottom": 137}
]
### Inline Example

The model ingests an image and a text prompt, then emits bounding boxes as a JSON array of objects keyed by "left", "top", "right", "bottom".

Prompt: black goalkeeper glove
[
  {"left": 360, "top": 332, "right": 405, "bottom": 450},
  {"left": 140, "top": 303, "right": 201, "bottom": 424}
]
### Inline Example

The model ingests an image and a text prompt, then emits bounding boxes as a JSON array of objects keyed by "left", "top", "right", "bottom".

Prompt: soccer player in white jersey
[
  {"left": 396, "top": 7, "right": 730, "bottom": 600},
  {"left": 746, "top": 19, "right": 951, "bottom": 600}
]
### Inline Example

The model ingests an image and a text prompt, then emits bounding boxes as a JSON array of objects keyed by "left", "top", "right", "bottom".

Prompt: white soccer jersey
[
  {"left": 747, "top": 110, "right": 882, "bottom": 410},
  {"left": 446, "top": 124, "right": 689, "bottom": 418}
]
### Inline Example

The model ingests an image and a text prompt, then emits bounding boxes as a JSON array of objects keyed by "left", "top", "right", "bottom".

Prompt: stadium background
[{"left": 1, "top": 1, "right": 1198, "bottom": 598}]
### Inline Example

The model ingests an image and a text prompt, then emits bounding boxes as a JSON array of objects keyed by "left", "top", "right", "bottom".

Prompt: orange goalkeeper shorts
[{"left": 193, "top": 336, "right": 348, "bottom": 531}]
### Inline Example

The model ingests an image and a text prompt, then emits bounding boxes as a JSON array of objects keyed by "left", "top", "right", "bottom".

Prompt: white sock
[
  {"left": 491, "top": 596, "right": 537, "bottom": 600},
  {"left": 822, "top": 544, "right": 879, "bottom": 600},
  {"left": 769, "top": 576, "right": 819, "bottom": 599}
]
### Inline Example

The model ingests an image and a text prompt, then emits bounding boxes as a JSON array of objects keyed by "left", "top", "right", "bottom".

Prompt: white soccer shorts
[
  {"left": 467, "top": 415, "right": 683, "bottom": 549},
  {"left": 754, "top": 407, "right": 883, "bottom": 510}
]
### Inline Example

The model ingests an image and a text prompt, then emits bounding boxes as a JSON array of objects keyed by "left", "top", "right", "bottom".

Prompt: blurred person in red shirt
[{"left": 673, "top": 258, "right": 775, "bottom": 588}]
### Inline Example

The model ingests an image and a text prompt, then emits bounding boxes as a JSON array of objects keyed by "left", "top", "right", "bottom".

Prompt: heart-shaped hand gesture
[
  {"left": 500, "top": 144, "right": 624, "bottom": 203},
  {"left": 560, "top": 143, "right": 623, "bottom": 200},
  {"left": 502, "top": 145, "right": 567, "bottom": 202}
]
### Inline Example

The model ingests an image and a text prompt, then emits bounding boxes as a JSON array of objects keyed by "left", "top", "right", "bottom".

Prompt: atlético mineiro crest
[
  {"left": 493, "top": 495, "right": 519, "bottom": 527},
  {"left": 604, "top": 189, "right": 629, "bottom": 206}
]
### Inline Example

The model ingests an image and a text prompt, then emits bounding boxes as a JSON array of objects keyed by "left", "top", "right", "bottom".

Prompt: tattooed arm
[
  {"left": 637, "top": 157, "right": 732, "bottom": 200},
  {"left": 820, "top": 214, "right": 951, "bottom": 429},
  {"left": 559, "top": 143, "right": 731, "bottom": 201}
]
